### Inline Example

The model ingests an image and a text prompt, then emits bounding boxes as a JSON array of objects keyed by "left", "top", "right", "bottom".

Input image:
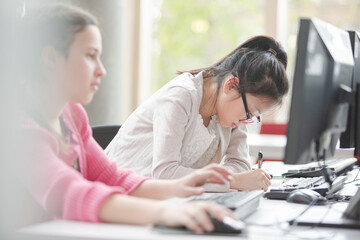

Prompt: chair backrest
[{"left": 92, "top": 125, "right": 121, "bottom": 149}]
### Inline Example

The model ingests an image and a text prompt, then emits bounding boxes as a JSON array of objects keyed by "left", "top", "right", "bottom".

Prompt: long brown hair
[
  {"left": 21, "top": 3, "right": 99, "bottom": 78},
  {"left": 178, "top": 35, "right": 289, "bottom": 104},
  {"left": 20, "top": 3, "right": 99, "bottom": 154}
]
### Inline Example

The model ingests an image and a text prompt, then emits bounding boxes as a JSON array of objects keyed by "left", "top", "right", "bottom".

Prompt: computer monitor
[
  {"left": 340, "top": 31, "right": 360, "bottom": 157},
  {"left": 284, "top": 18, "right": 354, "bottom": 165}
]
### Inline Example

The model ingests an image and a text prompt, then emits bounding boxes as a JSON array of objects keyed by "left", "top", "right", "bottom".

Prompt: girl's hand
[
  {"left": 230, "top": 169, "right": 271, "bottom": 191},
  {"left": 157, "top": 201, "right": 235, "bottom": 234},
  {"left": 173, "top": 164, "right": 232, "bottom": 197}
]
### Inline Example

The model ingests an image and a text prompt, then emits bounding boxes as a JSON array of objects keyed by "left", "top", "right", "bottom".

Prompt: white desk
[
  {"left": 17, "top": 199, "right": 360, "bottom": 240},
  {"left": 18, "top": 166, "right": 360, "bottom": 240}
]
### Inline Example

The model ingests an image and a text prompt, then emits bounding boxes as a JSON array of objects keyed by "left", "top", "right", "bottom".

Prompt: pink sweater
[{"left": 21, "top": 102, "right": 148, "bottom": 223}]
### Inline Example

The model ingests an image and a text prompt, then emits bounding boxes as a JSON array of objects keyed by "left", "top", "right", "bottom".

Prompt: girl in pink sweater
[{"left": 19, "top": 3, "right": 234, "bottom": 234}]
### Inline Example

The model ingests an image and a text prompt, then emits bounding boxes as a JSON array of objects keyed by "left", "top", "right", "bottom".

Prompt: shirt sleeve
[
  {"left": 222, "top": 124, "right": 252, "bottom": 172},
  {"left": 70, "top": 103, "right": 149, "bottom": 192},
  {"left": 151, "top": 90, "right": 230, "bottom": 192},
  {"left": 85, "top": 138, "right": 149, "bottom": 191},
  {"left": 21, "top": 104, "right": 148, "bottom": 223},
  {"left": 20, "top": 127, "right": 118, "bottom": 223},
  {"left": 151, "top": 86, "right": 199, "bottom": 179}
]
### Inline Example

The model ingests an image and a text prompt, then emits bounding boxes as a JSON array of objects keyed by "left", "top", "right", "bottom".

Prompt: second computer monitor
[
  {"left": 284, "top": 18, "right": 354, "bottom": 165},
  {"left": 340, "top": 31, "right": 360, "bottom": 157}
]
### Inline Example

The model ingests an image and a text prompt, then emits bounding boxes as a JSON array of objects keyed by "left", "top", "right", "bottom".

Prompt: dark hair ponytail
[{"left": 178, "top": 35, "right": 289, "bottom": 104}]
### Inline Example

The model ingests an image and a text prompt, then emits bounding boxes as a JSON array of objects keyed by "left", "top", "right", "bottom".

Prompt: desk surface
[
  {"left": 18, "top": 166, "right": 360, "bottom": 240},
  {"left": 18, "top": 198, "right": 360, "bottom": 240}
]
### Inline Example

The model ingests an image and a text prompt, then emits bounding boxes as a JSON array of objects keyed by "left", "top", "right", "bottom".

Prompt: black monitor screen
[
  {"left": 284, "top": 18, "right": 354, "bottom": 165},
  {"left": 340, "top": 31, "right": 360, "bottom": 157}
]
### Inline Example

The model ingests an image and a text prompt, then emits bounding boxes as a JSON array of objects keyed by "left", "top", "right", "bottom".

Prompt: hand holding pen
[
  {"left": 257, "top": 151, "right": 273, "bottom": 181},
  {"left": 231, "top": 151, "right": 270, "bottom": 191}
]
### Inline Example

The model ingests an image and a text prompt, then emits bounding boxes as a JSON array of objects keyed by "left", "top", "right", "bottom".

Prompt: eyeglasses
[{"left": 240, "top": 92, "right": 261, "bottom": 124}]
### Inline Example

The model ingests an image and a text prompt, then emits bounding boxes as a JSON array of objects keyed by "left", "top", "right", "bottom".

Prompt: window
[{"left": 152, "top": 0, "right": 266, "bottom": 91}]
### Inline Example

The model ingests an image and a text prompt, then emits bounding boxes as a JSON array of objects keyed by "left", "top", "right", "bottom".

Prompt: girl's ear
[
  {"left": 223, "top": 77, "right": 239, "bottom": 94},
  {"left": 41, "top": 45, "right": 62, "bottom": 70}
]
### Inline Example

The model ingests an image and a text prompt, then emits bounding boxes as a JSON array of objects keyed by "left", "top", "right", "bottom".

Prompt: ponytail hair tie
[{"left": 267, "top": 48, "right": 277, "bottom": 57}]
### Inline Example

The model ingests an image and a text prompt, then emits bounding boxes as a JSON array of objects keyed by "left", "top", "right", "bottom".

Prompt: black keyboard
[
  {"left": 264, "top": 176, "right": 347, "bottom": 200},
  {"left": 282, "top": 158, "right": 357, "bottom": 178},
  {"left": 189, "top": 190, "right": 263, "bottom": 220}
]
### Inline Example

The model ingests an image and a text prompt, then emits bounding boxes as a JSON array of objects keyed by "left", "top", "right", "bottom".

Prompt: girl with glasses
[
  {"left": 106, "top": 36, "right": 289, "bottom": 192},
  {"left": 18, "top": 3, "right": 236, "bottom": 234}
]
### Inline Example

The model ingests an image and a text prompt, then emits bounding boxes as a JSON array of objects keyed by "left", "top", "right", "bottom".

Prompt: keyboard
[
  {"left": 264, "top": 175, "right": 347, "bottom": 200},
  {"left": 189, "top": 190, "right": 263, "bottom": 220},
  {"left": 282, "top": 157, "right": 357, "bottom": 178}
]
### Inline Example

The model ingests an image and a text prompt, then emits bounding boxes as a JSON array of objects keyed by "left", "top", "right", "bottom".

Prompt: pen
[{"left": 257, "top": 151, "right": 263, "bottom": 169}]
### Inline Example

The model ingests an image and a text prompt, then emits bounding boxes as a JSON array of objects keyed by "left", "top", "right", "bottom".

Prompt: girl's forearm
[
  {"left": 128, "top": 179, "right": 176, "bottom": 199},
  {"left": 99, "top": 193, "right": 166, "bottom": 224}
]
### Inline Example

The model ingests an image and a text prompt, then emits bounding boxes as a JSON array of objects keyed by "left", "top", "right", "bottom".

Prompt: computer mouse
[
  {"left": 209, "top": 216, "right": 245, "bottom": 234},
  {"left": 286, "top": 189, "right": 327, "bottom": 205},
  {"left": 153, "top": 216, "right": 245, "bottom": 235}
]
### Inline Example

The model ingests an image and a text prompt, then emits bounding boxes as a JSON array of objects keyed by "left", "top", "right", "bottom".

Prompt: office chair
[{"left": 91, "top": 125, "right": 121, "bottom": 149}]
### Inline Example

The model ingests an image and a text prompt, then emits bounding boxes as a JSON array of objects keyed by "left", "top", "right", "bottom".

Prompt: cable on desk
[
  {"left": 344, "top": 167, "right": 360, "bottom": 185},
  {"left": 247, "top": 201, "right": 336, "bottom": 240},
  {"left": 282, "top": 200, "right": 336, "bottom": 240},
  {"left": 286, "top": 198, "right": 319, "bottom": 228},
  {"left": 310, "top": 202, "right": 334, "bottom": 228}
]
